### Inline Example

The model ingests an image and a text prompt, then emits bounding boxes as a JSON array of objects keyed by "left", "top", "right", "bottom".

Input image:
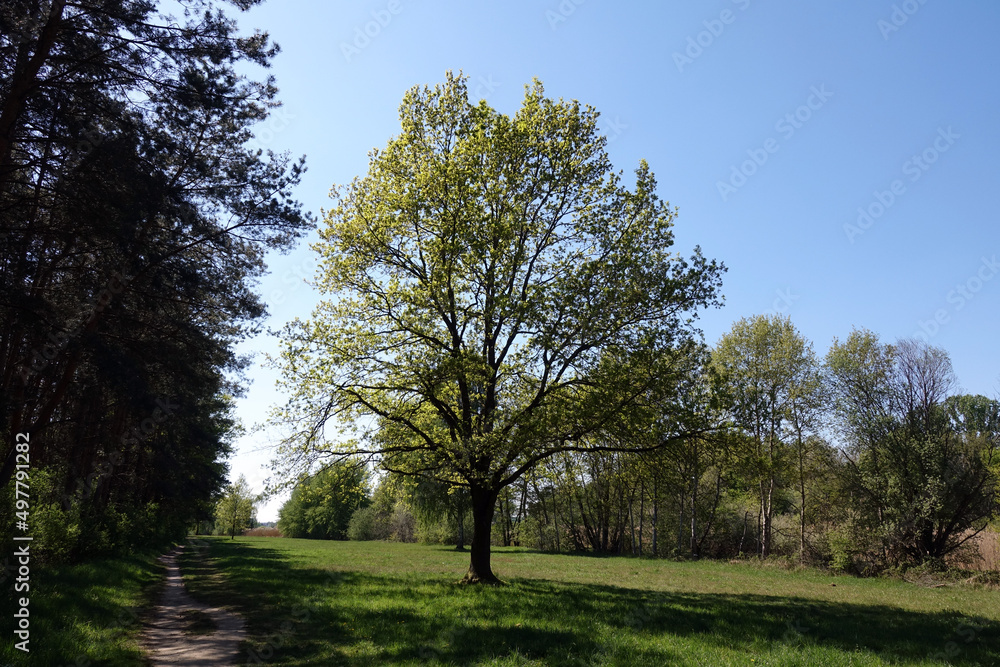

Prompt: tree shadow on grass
[
  {"left": 0, "top": 552, "right": 165, "bottom": 665},
  {"left": 189, "top": 539, "right": 1000, "bottom": 666}
]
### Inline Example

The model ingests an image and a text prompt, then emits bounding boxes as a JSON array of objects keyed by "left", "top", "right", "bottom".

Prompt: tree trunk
[
  {"left": 551, "top": 485, "right": 561, "bottom": 553},
  {"left": 677, "top": 489, "right": 685, "bottom": 555},
  {"left": 616, "top": 484, "right": 625, "bottom": 555},
  {"left": 798, "top": 433, "right": 806, "bottom": 564},
  {"left": 533, "top": 479, "right": 548, "bottom": 550},
  {"left": 504, "top": 489, "right": 514, "bottom": 546},
  {"left": 0, "top": 0, "right": 67, "bottom": 180},
  {"left": 463, "top": 486, "right": 501, "bottom": 584},
  {"left": 516, "top": 477, "right": 529, "bottom": 546},
  {"left": 696, "top": 469, "right": 724, "bottom": 557},
  {"left": 761, "top": 476, "right": 775, "bottom": 558},
  {"left": 652, "top": 474, "right": 659, "bottom": 557},
  {"left": 690, "top": 473, "right": 698, "bottom": 558},
  {"left": 637, "top": 479, "right": 644, "bottom": 557},
  {"left": 629, "top": 501, "right": 637, "bottom": 555},
  {"left": 738, "top": 511, "right": 749, "bottom": 557},
  {"left": 455, "top": 506, "right": 466, "bottom": 551}
]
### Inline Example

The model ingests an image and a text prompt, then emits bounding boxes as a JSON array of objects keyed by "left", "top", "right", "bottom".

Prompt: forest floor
[{"left": 177, "top": 536, "right": 1000, "bottom": 666}]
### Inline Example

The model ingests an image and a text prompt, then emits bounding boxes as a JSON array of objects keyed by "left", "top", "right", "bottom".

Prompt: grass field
[{"left": 180, "top": 537, "right": 1000, "bottom": 666}]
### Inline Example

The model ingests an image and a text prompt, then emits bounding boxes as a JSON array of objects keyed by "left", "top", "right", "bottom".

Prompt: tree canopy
[
  {"left": 825, "top": 331, "right": 997, "bottom": 565},
  {"left": 712, "top": 314, "right": 820, "bottom": 558},
  {"left": 268, "top": 72, "right": 724, "bottom": 583},
  {"left": 0, "top": 0, "right": 308, "bottom": 560},
  {"left": 277, "top": 460, "right": 370, "bottom": 540}
]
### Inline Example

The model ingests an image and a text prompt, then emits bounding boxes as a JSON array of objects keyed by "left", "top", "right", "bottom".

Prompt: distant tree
[
  {"left": 944, "top": 394, "right": 999, "bottom": 521},
  {"left": 347, "top": 506, "right": 382, "bottom": 541},
  {"left": 277, "top": 461, "right": 370, "bottom": 539},
  {"left": 712, "top": 315, "right": 816, "bottom": 558},
  {"left": 346, "top": 473, "right": 415, "bottom": 541},
  {"left": 403, "top": 475, "right": 471, "bottom": 550},
  {"left": 268, "top": 72, "right": 724, "bottom": 583},
  {"left": 215, "top": 475, "right": 257, "bottom": 539},
  {"left": 826, "top": 332, "right": 997, "bottom": 566},
  {"left": 782, "top": 340, "right": 827, "bottom": 563}
]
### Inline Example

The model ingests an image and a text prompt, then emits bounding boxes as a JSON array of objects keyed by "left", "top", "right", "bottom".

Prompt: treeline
[
  {"left": 288, "top": 318, "right": 998, "bottom": 574},
  {"left": 0, "top": 0, "right": 306, "bottom": 563}
]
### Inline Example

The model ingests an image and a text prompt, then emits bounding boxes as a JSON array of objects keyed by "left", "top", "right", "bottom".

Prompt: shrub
[{"left": 348, "top": 506, "right": 383, "bottom": 541}]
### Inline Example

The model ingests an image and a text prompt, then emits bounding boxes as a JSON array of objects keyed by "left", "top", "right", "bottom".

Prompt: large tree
[
  {"left": 0, "top": 0, "right": 308, "bottom": 559},
  {"left": 268, "top": 73, "right": 724, "bottom": 583}
]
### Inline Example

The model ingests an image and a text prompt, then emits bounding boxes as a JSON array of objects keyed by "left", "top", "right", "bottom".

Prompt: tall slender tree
[
  {"left": 216, "top": 474, "right": 257, "bottom": 539},
  {"left": 712, "top": 315, "right": 815, "bottom": 558}
]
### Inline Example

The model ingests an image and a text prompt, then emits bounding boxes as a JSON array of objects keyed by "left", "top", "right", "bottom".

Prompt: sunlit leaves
[{"left": 268, "top": 72, "right": 723, "bottom": 500}]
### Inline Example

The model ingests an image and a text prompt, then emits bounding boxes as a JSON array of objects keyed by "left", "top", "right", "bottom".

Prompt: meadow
[
  {"left": 4, "top": 537, "right": 998, "bottom": 665},
  {"left": 178, "top": 537, "right": 999, "bottom": 666}
]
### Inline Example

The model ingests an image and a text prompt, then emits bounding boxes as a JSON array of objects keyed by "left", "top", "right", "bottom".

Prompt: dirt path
[{"left": 143, "top": 545, "right": 246, "bottom": 666}]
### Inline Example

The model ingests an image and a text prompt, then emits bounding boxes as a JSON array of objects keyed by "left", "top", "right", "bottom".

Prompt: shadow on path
[{"left": 143, "top": 545, "right": 246, "bottom": 666}]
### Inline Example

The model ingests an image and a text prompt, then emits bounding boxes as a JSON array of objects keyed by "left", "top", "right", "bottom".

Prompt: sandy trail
[{"left": 143, "top": 545, "right": 246, "bottom": 666}]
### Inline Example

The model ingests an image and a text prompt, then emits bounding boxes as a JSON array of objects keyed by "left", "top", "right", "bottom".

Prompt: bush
[
  {"left": 389, "top": 503, "right": 416, "bottom": 542},
  {"left": 347, "top": 502, "right": 417, "bottom": 542},
  {"left": 826, "top": 523, "right": 877, "bottom": 575},
  {"left": 348, "top": 506, "right": 383, "bottom": 541}
]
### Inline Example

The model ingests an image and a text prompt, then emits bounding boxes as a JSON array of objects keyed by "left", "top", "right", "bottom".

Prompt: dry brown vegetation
[
  {"left": 947, "top": 529, "right": 1000, "bottom": 572},
  {"left": 242, "top": 527, "right": 282, "bottom": 537},
  {"left": 972, "top": 530, "right": 1000, "bottom": 571}
]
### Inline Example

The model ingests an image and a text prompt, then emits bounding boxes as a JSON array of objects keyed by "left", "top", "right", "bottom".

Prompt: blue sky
[{"left": 224, "top": 0, "right": 1000, "bottom": 520}]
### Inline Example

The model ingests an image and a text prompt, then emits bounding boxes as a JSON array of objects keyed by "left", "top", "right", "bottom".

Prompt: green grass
[
  {"left": 0, "top": 551, "right": 164, "bottom": 665},
  {"left": 180, "top": 537, "right": 1000, "bottom": 666}
]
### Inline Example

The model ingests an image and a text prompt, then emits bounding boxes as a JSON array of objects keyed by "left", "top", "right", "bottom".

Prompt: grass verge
[
  {"left": 0, "top": 550, "right": 166, "bottom": 665},
  {"left": 180, "top": 536, "right": 1000, "bottom": 666}
]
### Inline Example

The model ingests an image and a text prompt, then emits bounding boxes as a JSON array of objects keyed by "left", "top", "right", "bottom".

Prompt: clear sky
[{"left": 222, "top": 0, "right": 1000, "bottom": 521}]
